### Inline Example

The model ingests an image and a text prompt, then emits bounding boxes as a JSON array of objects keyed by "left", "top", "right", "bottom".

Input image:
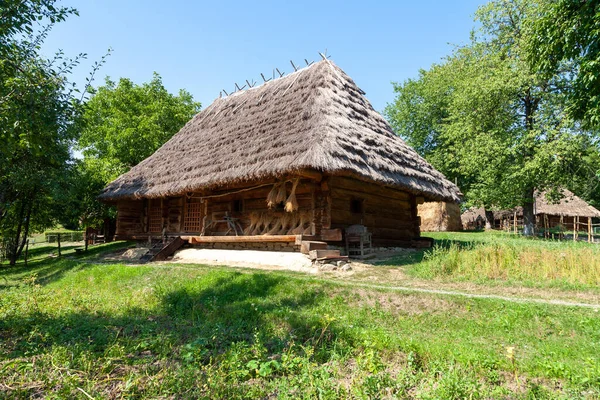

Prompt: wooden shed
[
  {"left": 99, "top": 60, "right": 461, "bottom": 254},
  {"left": 534, "top": 189, "right": 600, "bottom": 236},
  {"left": 461, "top": 189, "right": 600, "bottom": 234}
]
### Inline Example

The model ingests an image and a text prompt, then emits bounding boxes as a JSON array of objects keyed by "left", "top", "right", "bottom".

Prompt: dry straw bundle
[
  {"left": 267, "top": 181, "right": 289, "bottom": 209},
  {"left": 285, "top": 178, "right": 300, "bottom": 212}
]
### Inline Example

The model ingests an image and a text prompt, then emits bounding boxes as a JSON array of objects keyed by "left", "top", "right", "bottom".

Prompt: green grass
[
  {"left": 1, "top": 243, "right": 600, "bottom": 398},
  {"left": 381, "top": 231, "right": 600, "bottom": 291}
]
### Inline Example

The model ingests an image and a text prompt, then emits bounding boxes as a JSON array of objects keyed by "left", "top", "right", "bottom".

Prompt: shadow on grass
[
  {"left": 0, "top": 271, "right": 348, "bottom": 366},
  {"left": 0, "top": 242, "right": 134, "bottom": 289}
]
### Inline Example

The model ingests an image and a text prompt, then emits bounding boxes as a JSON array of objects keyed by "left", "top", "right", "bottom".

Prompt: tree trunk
[
  {"left": 484, "top": 210, "right": 495, "bottom": 230},
  {"left": 522, "top": 189, "right": 536, "bottom": 236},
  {"left": 8, "top": 199, "right": 26, "bottom": 266},
  {"left": 8, "top": 196, "right": 34, "bottom": 266}
]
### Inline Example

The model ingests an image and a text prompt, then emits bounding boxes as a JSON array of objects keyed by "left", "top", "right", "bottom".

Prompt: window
[
  {"left": 184, "top": 200, "right": 203, "bottom": 232},
  {"left": 350, "top": 199, "right": 364, "bottom": 214},
  {"left": 148, "top": 201, "right": 162, "bottom": 233},
  {"left": 232, "top": 199, "right": 244, "bottom": 213}
]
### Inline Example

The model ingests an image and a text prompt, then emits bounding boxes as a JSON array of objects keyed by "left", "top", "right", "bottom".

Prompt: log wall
[
  {"left": 115, "top": 200, "right": 145, "bottom": 239},
  {"left": 199, "top": 179, "right": 315, "bottom": 236},
  {"left": 114, "top": 175, "right": 422, "bottom": 247},
  {"left": 328, "top": 176, "right": 419, "bottom": 246}
]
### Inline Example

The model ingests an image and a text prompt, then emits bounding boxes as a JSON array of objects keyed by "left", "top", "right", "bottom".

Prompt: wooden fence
[{"left": 502, "top": 212, "right": 599, "bottom": 243}]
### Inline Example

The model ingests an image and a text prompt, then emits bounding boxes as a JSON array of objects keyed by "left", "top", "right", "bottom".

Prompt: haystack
[{"left": 418, "top": 202, "right": 463, "bottom": 232}]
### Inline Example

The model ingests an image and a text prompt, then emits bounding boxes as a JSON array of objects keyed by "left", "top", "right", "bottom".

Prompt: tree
[
  {"left": 386, "top": 0, "right": 597, "bottom": 235},
  {"left": 78, "top": 74, "right": 201, "bottom": 177},
  {"left": 70, "top": 75, "right": 201, "bottom": 232},
  {"left": 0, "top": 1, "right": 94, "bottom": 265},
  {"left": 527, "top": 0, "right": 600, "bottom": 128}
]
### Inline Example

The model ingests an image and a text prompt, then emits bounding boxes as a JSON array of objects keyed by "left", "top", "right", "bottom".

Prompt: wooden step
[
  {"left": 139, "top": 237, "right": 186, "bottom": 263},
  {"left": 318, "top": 255, "right": 349, "bottom": 262},
  {"left": 309, "top": 249, "right": 340, "bottom": 261},
  {"left": 300, "top": 240, "right": 328, "bottom": 254}
]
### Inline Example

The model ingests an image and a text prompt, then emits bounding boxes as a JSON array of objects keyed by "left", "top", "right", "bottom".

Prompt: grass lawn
[{"left": 1, "top": 238, "right": 599, "bottom": 399}]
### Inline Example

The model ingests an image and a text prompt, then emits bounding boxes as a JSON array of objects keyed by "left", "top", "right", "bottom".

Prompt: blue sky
[{"left": 42, "top": 0, "right": 485, "bottom": 112}]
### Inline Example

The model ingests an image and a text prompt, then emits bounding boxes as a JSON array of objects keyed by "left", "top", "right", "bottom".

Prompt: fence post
[{"left": 57, "top": 233, "right": 61, "bottom": 257}]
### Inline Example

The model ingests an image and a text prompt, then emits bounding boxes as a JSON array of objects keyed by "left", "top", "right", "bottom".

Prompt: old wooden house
[{"left": 100, "top": 60, "right": 461, "bottom": 254}]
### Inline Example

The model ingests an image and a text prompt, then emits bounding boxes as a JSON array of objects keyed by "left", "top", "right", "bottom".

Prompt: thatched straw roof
[
  {"left": 535, "top": 189, "right": 600, "bottom": 218},
  {"left": 100, "top": 60, "right": 461, "bottom": 202},
  {"left": 461, "top": 189, "right": 600, "bottom": 223}
]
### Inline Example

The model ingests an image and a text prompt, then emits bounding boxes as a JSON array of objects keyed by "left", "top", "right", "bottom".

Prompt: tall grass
[{"left": 413, "top": 241, "right": 600, "bottom": 287}]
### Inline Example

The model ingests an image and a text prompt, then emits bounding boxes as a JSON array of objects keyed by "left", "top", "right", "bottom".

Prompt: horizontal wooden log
[
  {"left": 185, "top": 235, "right": 301, "bottom": 244},
  {"left": 309, "top": 249, "right": 341, "bottom": 260},
  {"left": 330, "top": 209, "right": 412, "bottom": 225},
  {"left": 329, "top": 176, "right": 411, "bottom": 200},
  {"left": 331, "top": 189, "right": 412, "bottom": 211},
  {"left": 191, "top": 180, "right": 315, "bottom": 201},
  {"left": 300, "top": 240, "right": 328, "bottom": 254}
]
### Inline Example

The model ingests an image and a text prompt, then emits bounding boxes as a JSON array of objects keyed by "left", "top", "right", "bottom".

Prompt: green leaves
[
  {"left": 77, "top": 73, "right": 201, "bottom": 176},
  {"left": 526, "top": 0, "right": 600, "bottom": 129},
  {"left": 67, "top": 73, "right": 201, "bottom": 231},
  {"left": 385, "top": 0, "right": 600, "bottom": 216}
]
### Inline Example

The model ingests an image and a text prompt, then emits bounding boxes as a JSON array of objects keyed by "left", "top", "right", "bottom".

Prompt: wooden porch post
[
  {"left": 589, "top": 217, "right": 593, "bottom": 243},
  {"left": 559, "top": 215, "right": 564, "bottom": 240}
]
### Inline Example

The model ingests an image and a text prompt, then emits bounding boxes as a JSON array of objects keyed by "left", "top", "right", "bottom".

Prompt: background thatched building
[
  {"left": 100, "top": 60, "right": 461, "bottom": 252},
  {"left": 461, "top": 189, "right": 600, "bottom": 232},
  {"left": 418, "top": 202, "right": 463, "bottom": 232}
]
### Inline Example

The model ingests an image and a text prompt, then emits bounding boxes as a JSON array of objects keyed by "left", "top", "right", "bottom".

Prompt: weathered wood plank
[
  {"left": 321, "top": 228, "right": 342, "bottom": 241},
  {"left": 186, "top": 235, "right": 300, "bottom": 244},
  {"left": 329, "top": 176, "right": 411, "bottom": 200}
]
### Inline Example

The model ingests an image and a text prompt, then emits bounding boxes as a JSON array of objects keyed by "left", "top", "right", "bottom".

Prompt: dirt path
[{"left": 321, "top": 279, "right": 600, "bottom": 310}]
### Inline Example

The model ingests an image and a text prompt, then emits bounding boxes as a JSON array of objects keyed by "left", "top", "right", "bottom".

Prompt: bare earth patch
[
  {"left": 332, "top": 287, "right": 465, "bottom": 316},
  {"left": 172, "top": 248, "right": 317, "bottom": 273}
]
